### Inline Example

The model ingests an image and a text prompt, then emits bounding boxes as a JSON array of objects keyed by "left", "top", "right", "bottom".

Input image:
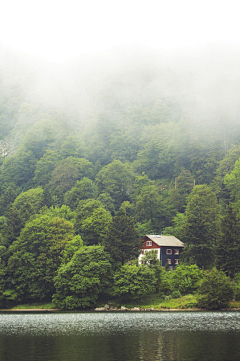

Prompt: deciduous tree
[
  {"left": 6, "top": 214, "right": 75, "bottom": 302},
  {"left": 53, "top": 245, "right": 112, "bottom": 309}
]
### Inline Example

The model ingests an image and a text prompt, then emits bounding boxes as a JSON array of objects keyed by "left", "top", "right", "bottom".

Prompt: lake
[{"left": 0, "top": 311, "right": 240, "bottom": 361}]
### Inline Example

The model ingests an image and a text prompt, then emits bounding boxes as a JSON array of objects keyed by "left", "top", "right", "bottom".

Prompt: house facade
[{"left": 139, "top": 234, "right": 185, "bottom": 268}]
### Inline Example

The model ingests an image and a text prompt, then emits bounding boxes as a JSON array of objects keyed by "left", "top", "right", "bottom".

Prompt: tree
[
  {"left": 140, "top": 250, "right": 162, "bottom": 292},
  {"left": 38, "top": 205, "right": 76, "bottom": 225},
  {"left": 6, "top": 214, "right": 75, "bottom": 303},
  {"left": 170, "top": 264, "right": 203, "bottom": 295},
  {"left": 60, "top": 134, "right": 86, "bottom": 159},
  {"left": 64, "top": 178, "right": 98, "bottom": 210},
  {"left": 33, "top": 150, "right": 61, "bottom": 187},
  {"left": 104, "top": 212, "right": 140, "bottom": 266},
  {"left": 114, "top": 264, "right": 159, "bottom": 300},
  {"left": 0, "top": 185, "right": 20, "bottom": 216},
  {"left": 109, "top": 127, "right": 141, "bottom": 163},
  {"left": 224, "top": 159, "right": 240, "bottom": 213},
  {"left": 216, "top": 203, "right": 240, "bottom": 285},
  {"left": 12, "top": 187, "right": 44, "bottom": 216},
  {"left": 48, "top": 157, "right": 94, "bottom": 193},
  {"left": 96, "top": 160, "right": 135, "bottom": 209},
  {"left": 132, "top": 174, "right": 176, "bottom": 232},
  {"left": 212, "top": 144, "right": 240, "bottom": 203},
  {"left": 197, "top": 268, "right": 233, "bottom": 309},
  {"left": 61, "top": 235, "right": 83, "bottom": 265},
  {"left": 80, "top": 207, "right": 112, "bottom": 245},
  {"left": 0, "top": 150, "right": 37, "bottom": 191},
  {"left": 75, "top": 199, "right": 108, "bottom": 237},
  {"left": 97, "top": 192, "right": 115, "bottom": 215},
  {"left": 53, "top": 245, "right": 112, "bottom": 309},
  {"left": 170, "top": 168, "right": 194, "bottom": 212},
  {"left": 4, "top": 187, "right": 45, "bottom": 243},
  {"left": 181, "top": 185, "right": 220, "bottom": 269},
  {"left": 135, "top": 183, "right": 167, "bottom": 232},
  {"left": 163, "top": 212, "right": 185, "bottom": 240},
  {"left": 133, "top": 122, "right": 178, "bottom": 180}
]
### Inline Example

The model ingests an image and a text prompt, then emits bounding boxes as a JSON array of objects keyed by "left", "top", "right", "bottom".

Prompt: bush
[
  {"left": 114, "top": 264, "right": 160, "bottom": 300},
  {"left": 171, "top": 290, "right": 181, "bottom": 299},
  {"left": 158, "top": 268, "right": 172, "bottom": 295},
  {"left": 170, "top": 264, "right": 203, "bottom": 295},
  {"left": 197, "top": 268, "right": 234, "bottom": 309}
]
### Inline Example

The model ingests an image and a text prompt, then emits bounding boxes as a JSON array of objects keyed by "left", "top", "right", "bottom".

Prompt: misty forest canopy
[{"left": 1, "top": 45, "right": 240, "bottom": 308}]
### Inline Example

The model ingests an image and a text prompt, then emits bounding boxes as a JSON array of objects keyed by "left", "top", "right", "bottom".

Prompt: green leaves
[
  {"left": 114, "top": 264, "right": 159, "bottom": 300},
  {"left": 197, "top": 268, "right": 234, "bottom": 309},
  {"left": 104, "top": 212, "right": 140, "bottom": 265},
  {"left": 181, "top": 185, "right": 220, "bottom": 268},
  {"left": 170, "top": 264, "right": 203, "bottom": 295},
  {"left": 96, "top": 160, "right": 135, "bottom": 210},
  {"left": 6, "top": 214, "right": 75, "bottom": 302},
  {"left": 216, "top": 203, "right": 240, "bottom": 281},
  {"left": 53, "top": 245, "right": 112, "bottom": 309}
]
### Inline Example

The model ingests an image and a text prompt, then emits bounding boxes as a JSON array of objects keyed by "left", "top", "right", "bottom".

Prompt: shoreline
[{"left": 1, "top": 307, "right": 240, "bottom": 312}]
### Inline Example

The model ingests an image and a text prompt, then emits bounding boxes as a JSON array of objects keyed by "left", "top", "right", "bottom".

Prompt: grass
[
  {"left": 229, "top": 301, "right": 240, "bottom": 308},
  {"left": 108, "top": 294, "right": 199, "bottom": 310},
  {"left": 152, "top": 294, "right": 198, "bottom": 309},
  {"left": 6, "top": 296, "right": 240, "bottom": 311},
  {"left": 11, "top": 302, "right": 57, "bottom": 310}
]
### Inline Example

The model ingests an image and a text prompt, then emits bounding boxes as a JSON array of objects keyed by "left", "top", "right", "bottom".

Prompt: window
[
  {"left": 174, "top": 249, "right": 179, "bottom": 255},
  {"left": 146, "top": 241, "right": 152, "bottom": 246},
  {"left": 175, "top": 259, "right": 179, "bottom": 265},
  {"left": 166, "top": 249, "right": 172, "bottom": 255},
  {"left": 167, "top": 259, "right": 172, "bottom": 265}
]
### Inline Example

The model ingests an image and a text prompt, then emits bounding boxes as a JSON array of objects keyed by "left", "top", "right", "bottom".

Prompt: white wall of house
[{"left": 138, "top": 248, "right": 160, "bottom": 264}]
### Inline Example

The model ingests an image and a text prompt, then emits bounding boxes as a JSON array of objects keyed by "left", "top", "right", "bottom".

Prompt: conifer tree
[
  {"left": 103, "top": 211, "right": 140, "bottom": 266},
  {"left": 181, "top": 185, "right": 220, "bottom": 269},
  {"left": 216, "top": 203, "right": 240, "bottom": 285}
]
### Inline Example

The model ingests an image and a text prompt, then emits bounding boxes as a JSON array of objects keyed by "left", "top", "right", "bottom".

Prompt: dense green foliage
[
  {"left": 53, "top": 245, "right": 112, "bottom": 309},
  {"left": 181, "top": 185, "right": 220, "bottom": 269},
  {"left": 1, "top": 57, "right": 240, "bottom": 310},
  {"left": 114, "top": 264, "right": 160, "bottom": 300},
  {"left": 169, "top": 265, "right": 203, "bottom": 295},
  {"left": 197, "top": 268, "right": 234, "bottom": 309},
  {"left": 5, "top": 214, "right": 75, "bottom": 304}
]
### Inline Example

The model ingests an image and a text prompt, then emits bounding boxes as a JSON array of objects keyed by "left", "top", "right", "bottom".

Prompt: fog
[
  {"left": 1, "top": 0, "right": 240, "bottom": 133},
  {"left": 1, "top": 42, "right": 240, "bottom": 137}
]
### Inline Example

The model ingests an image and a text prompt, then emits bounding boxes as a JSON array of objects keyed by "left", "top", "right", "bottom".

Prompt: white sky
[{"left": 0, "top": 0, "right": 239, "bottom": 63}]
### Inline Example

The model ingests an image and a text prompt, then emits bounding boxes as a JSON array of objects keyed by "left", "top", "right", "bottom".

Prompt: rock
[
  {"left": 120, "top": 306, "right": 127, "bottom": 311},
  {"left": 130, "top": 307, "right": 140, "bottom": 311},
  {"left": 104, "top": 304, "right": 110, "bottom": 310},
  {"left": 95, "top": 307, "right": 105, "bottom": 311}
]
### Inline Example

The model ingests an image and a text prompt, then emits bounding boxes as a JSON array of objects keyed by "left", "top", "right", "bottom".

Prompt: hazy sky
[{"left": 0, "top": 0, "right": 239, "bottom": 63}]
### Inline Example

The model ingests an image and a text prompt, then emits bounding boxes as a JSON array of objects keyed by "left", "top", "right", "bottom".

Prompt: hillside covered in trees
[{"left": 1, "top": 45, "right": 240, "bottom": 309}]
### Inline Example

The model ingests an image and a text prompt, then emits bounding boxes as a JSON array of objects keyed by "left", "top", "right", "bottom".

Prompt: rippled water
[{"left": 0, "top": 311, "right": 240, "bottom": 360}]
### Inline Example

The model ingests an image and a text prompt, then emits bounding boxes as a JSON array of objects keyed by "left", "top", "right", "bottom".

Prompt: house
[{"left": 138, "top": 234, "right": 185, "bottom": 269}]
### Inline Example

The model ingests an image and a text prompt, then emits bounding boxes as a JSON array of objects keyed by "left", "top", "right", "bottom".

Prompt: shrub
[
  {"left": 170, "top": 264, "right": 203, "bottom": 295},
  {"left": 197, "top": 268, "right": 234, "bottom": 309},
  {"left": 114, "top": 264, "right": 160, "bottom": 300}
]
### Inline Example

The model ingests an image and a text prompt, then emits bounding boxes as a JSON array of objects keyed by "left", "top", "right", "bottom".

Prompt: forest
[{"left": 0, "top": 45, "right": 240, "bottom": 309}]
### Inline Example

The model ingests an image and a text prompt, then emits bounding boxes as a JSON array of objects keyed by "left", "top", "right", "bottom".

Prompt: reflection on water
[
  {"left": 1, "top": 312, "right": 240, "bottom": 335},
  {"left": 0, "top": 312, "right": 240, "bottom": 361}
]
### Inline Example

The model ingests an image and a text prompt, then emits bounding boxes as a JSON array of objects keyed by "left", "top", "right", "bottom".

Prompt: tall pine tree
[
  {"left": 181, "top": 185, "right": 220, "bottom": 269},
  {"left": 103, "top": 211, "right": 140, "bottom": 267},
  {"left": 216, "top": 203, "right": 240, "bottom": 285}
]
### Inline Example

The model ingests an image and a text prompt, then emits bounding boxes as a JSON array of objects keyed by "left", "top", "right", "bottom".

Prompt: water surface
[{"left": 0, "top": 311, "right": 240, "bottom": 361}]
